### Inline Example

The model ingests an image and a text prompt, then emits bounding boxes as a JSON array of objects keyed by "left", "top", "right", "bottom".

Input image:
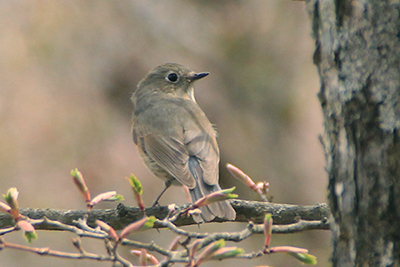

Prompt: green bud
[{"left": 288, "top": 252, "right": 317, "bottom": 265}]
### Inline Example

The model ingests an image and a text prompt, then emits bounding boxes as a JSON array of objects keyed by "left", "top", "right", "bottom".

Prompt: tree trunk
[{"left": 306, "top": 0, "right": 400, "bottom": 266}]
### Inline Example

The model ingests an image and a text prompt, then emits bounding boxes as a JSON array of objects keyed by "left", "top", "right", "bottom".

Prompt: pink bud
[
  {"left": 189, "top": 239, "right": 203, "bottom": 262},
  {"left": 127, "top": 174, "right": 145, "bottom": 210},
  {"left": 269, "top": 246, "right": 308, "bottom": 254},
  {"left": 71, "top": 169, "right": 91, "bottom": 203},
  {"left": 264, "top": 213, "right": 273, "bottom": 248},
  {"left": 193, "top": 187, "right": 237, "bottom": 208},
  {"left": 195, "top": 239, "right": 225, "bottom": 266},
  {"left": 211, "top": 247, "right": 245, "bottom": 260},
  {"left": 90, "top": 191, "right": 118, "bottom": 206},
  {"left": 226, "top": 163, "right": 257, "bottom": 189},
  {"left": 139, "top": 249, "right": 147, "bottom": 266},
  {"left": 227, "top": 164, "right": 269, "bottom": 202},
  {"left": 4, "top": 188, "right": 20, "bottom": 220},
  {"left": 17, "top": 220, "right": 35, "bottom": 232},
  {"left": 89, "top": 191, "right": 123, "bottom": 210},
  {"left": 17, "top": 220, "right": 37, "bottom": 243},
  {"left": 119, "top": 216, "right": 156, "bottom": 240},
  {"left": 131, "top": 249, "right": 159, "bottom": 265},
  {"left": 96, "top": 220, "right": 118, "bottom": 241}
]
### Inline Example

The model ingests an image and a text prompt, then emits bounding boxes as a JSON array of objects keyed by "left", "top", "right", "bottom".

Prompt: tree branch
[
  {"left": 0, "top": 200, "right": 330, "bottom": 231},
  {"left": 0, "top": 204, "right": 324, "bottom": 266}
]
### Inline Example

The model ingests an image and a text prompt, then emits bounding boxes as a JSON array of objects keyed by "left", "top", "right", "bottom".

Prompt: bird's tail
[{"left": 188, "top": 157, "right": 236, "bottom": 222}]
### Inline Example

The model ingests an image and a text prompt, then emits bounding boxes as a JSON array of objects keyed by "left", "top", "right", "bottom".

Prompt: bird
[{"left": 131, "top": 63, "right": 236, "bottom": 222}]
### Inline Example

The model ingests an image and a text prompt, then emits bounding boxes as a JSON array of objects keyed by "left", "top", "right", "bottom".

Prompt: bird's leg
[{"left": 152, "top": 180, "right": 172, "bottom": 207}]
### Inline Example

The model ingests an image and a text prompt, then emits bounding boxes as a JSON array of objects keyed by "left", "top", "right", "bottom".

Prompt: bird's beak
[{"left": 189, "top": 72, "right": 209, "bottom": 82}]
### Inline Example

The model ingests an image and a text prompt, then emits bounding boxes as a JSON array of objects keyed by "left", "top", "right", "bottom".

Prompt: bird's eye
[{"left": 167, "top": 73, "right": 178, "bottom": 82}]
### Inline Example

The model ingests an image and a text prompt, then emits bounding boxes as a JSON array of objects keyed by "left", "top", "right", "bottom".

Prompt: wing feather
[
  {"left": 142, "top": 134, "right": 195, "bottom": 188},
  {"left": 185, "top": 126, "right": 219, "bottom": 186}
]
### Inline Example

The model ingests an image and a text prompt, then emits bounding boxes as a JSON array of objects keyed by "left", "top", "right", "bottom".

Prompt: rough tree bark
[{"left": 307, "top": 0, "right": 400, "bottom": 266}]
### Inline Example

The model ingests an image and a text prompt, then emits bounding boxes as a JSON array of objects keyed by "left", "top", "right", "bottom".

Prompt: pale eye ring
[{"left": 166, "top": 73, "right": 178, "bottom": 83}]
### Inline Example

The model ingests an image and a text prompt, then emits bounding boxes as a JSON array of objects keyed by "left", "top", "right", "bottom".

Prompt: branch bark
[{"left": 0, "top": 200, "right": 330, "bottom": 231}]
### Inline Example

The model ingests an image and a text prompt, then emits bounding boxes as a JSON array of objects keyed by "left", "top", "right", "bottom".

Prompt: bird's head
[{"left": 137, "top": 63, "right": 209, "bottom": 101}]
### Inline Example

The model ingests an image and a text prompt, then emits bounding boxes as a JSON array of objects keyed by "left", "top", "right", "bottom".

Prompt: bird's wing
[
  {"left": 184, "top": 122, "right": 220, "bottom": 186},
  {"left": 133, "top": 123, "right": 196, "bottom": 189}
]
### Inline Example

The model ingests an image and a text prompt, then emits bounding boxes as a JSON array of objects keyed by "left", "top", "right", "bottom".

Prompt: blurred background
[{"left": 0, "top": 1, "right": 329, "bottom": 266}]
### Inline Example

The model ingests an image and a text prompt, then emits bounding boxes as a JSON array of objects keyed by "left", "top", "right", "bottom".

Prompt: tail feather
[{"left": 188, "top": 157, "right": 236, "bottom": 222}]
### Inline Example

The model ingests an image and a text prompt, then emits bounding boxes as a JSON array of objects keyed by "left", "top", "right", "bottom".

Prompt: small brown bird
[{"left": 131, "top": 63, "right": 236, "bottom": 222}]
